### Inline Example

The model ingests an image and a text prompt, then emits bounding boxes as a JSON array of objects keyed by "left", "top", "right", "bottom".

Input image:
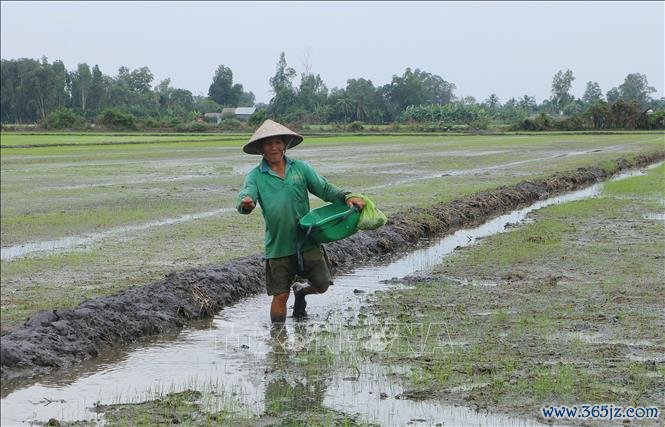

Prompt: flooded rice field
[
  {"left": 1, "top": 132, "right": 664, "bottom": 424},
  {"left": 3, "top": 165, "right": 656, "bottom": 426}
]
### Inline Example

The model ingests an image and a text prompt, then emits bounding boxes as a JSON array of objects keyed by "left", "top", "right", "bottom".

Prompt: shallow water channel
[{"left": 1, "top": 166, "right": 655, "bottom": 426}]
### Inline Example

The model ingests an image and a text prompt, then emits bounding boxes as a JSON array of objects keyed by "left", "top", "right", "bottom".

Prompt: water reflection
[{"left": 261, "top": 323, "right": 340, "bottom": 423}]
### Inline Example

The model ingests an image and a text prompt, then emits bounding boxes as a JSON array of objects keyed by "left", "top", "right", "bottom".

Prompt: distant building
[
  {"left": 221, "top": 107, "right": 256, "bottom": 121},
  {"left": 203, "top": 108, "right": 256, "bottom": 123},
  {"left": 203, "top": 112, "right": 223, "bottom": 124}
]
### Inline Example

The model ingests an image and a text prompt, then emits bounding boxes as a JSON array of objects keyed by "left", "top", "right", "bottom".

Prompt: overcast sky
[{"left": 2, "top": 1, "right": 663, "bottom": 104}]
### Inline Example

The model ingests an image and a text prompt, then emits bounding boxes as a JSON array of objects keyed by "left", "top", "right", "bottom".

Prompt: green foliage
[
  {"left": 646, "top": 110, "right": 665, "bottom": 130},
  {"left": 513, "top": 113, "right": 552, "bottom": 131},
  {"left": 586, "top": 101, "right": 610, "bottom": 129},
  {"left": 347, "top": 121, "right": 364, "bottom": 131},
  {"left": 208, "top": 64, "right": 254, "bottom": 107},
  {"left": 138, "top": 117, "right": 161, "bottom": 129},
  {"left": 97, "top": 108, "right": 136, "bottom": 129},
  {"left": 550, "top": 69, "right": 575, "bottom": 113},
  {"left": 176, "top": 121, "right": 209, "bottom": 132},
  {"left": 248, "top": 109, "right": 268, "bottom": 126},
  {"left": 221, "top": 110, "right": 236, "bottom": 120},
  {"left": 297, "top": 73, "right": 328, "bottom": 113},
  {"left": 603, "top": 163, "right": 665, "bottom": 196},
  {"left": 606, "top": 87, "right": 620, "bottom": 104},
  {"left": 402, "top": 102, "right": 490, "bottom": 128},
  {"left": 552, "top": 114, "right": 588, "bottom": 131},
  {"left": 3, "top": 57, "right": 663, "bottom": 133},
  {"left": 617, "top": 73, "right": 656, "bottom": 108},
  {"left": 582, "top": 81, "right": 604, "bottom": 104},
  {"left": 1, "top": 57, "right": 68, "bottom": 122},
  {"left": 155, "top": 79, "right": 195, "bottom": 116},
  {"left": 269, "top": 52, "right": 296, "bottom": 94},
  {"left": 610, "top": 100, "right": 642, "bottom": 129},
  {"left": 194, "top": 97, "right": 221, "bottom": 114},
  {"left": 70, "top": 63, "right": 92, "bottom": 111},
  {"left": 385, "top": 68, "right": 456, "bottom": 116},
  {"left": 218, "top": 118, "right": 243, "bottom": 130},
  {"left": 268, "top": 52, "right": 298, "bottom": 120},
  {"left": 1, "top": 58, "right": 209, "bottom": 124},
  {"left": 41, "top": 108, "right": 87, "bottom": 129}
]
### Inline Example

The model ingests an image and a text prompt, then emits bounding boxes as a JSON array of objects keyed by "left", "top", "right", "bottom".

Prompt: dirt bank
[{"left": 2, "top": 151, "right": 663, "bottom": 387}]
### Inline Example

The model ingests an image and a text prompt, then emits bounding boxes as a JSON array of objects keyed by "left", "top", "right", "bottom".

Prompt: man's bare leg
[{"left": 270, "top": 292, "right": 289, "bottom": 323}]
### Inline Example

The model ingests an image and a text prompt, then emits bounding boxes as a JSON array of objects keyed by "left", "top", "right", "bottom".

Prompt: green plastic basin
[{"left": 299, "top": 203, "right": 360, "bottom": 243}]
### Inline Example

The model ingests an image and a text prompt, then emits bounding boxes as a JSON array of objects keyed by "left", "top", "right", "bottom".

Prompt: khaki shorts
[{"left": 265, "top": 246, "right": 333, "bottom": 296}]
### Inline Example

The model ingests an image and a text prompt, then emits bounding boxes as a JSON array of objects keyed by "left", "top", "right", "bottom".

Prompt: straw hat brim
[
  {"left": 242, "top": 134, "right": 303, "bottom": 155},
  {"left": 243, "top": 119, "right": 303, "bottom": 155}
]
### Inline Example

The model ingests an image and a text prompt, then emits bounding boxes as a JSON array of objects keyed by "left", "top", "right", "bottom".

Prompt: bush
[
  {"left": 41, "top": 108, "right": 87, "bottom": 129},
  {"left": 646, "top": 110, "right": 665, "bottom": 130},
  {"left": 97, "top": 109, "right": 136, "bottom": 129},
  {"left": 164, "top": 116, "right": 183, "bottom": 128},
  {"left": 514, "top": 113, "right": 552, "bottom": 131},
  {"left": 176, "top": 121, "right": 209, "bottom": 132},
  {"left": 417, "top": 122, "right": 445, "bottom": 132},
  {"left": 402, "top": 103, "right": 490, "bottom": 129},
  {"left": 552, "top": 115, "right": 587, "bottom": 131},
  {"left": 248, "top": 110, "right": 268, "bottom": 127},
  {"left": 348, "top": 121, "right": 365, "bottom": 131},
  {"left": 218, "top": 118, "right": 243, "bottom": 130},
  {"left": 139, "top": 117, "right": 162, "bottom": 129}
]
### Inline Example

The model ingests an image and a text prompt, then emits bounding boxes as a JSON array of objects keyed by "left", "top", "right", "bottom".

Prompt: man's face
[{"left": 261, "top": 137, "right": 286, "bottom": 163}]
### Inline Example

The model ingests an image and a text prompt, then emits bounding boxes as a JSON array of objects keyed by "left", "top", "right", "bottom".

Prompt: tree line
[{"left": 1, "top": 53, "right": 663, "bottom": 131}]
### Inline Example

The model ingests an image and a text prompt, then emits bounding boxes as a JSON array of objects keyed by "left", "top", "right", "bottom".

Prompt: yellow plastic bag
[{"left": 345, "top": 193, "right": 387, "bottom": 230}]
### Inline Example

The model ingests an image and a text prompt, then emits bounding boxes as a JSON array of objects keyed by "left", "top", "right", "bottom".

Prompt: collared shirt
[{"left": 236, "top": 156, "right": 348, "bottom": 259}]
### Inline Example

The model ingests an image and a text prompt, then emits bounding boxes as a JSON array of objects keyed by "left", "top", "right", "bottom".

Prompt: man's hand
[
  {"left": 347, "top": 196, "right": 365, "bottom": 211},
  {"left": 240, "top": 196, "right": 256, "bottom": 213}
]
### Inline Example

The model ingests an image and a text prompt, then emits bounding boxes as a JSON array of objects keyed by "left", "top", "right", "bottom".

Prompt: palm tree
[
  {"left": 335, "top": 96, "right": 352, "bottom": 123},
  {"left": 352, "top": 98, "right": 369, "bottom": 122}
]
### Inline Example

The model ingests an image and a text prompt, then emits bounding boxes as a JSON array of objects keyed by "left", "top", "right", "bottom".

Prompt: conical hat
[{"left": 243, "top": 119, "right": 303, "bottom": 154}]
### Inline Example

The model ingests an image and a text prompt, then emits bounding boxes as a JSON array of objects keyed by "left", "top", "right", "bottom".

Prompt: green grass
[
  {"left": 365, "top": 162, "right": 665, "bottom": 417},
  {"left": 604, "top": 163, "right": 665, "bottom": 196},
  {"left": 0, "top": 132, "right": 250, "bottom": 146}
]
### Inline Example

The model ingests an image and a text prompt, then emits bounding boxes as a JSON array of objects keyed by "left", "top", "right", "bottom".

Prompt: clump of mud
[{"left": 1, "top": 152, "right": 663, "bottom": 386}]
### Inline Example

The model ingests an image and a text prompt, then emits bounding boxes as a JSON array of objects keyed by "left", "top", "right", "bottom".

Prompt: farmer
[{"left": 236, "top": 119, "right": 365, "bottom": 324}]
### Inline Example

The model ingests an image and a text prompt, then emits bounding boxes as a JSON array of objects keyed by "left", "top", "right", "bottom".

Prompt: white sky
[{"left": 2, "top": 1, "right": 663, "bottom": 104}]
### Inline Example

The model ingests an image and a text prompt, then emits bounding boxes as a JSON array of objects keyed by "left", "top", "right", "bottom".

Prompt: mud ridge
[{"left": 1, "top": 151, "right": 663, "bottom": 386}]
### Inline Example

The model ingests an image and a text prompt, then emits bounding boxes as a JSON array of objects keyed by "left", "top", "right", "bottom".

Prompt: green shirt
[{"left": 236, "top": 156, "right": 348, "bottom": 259}]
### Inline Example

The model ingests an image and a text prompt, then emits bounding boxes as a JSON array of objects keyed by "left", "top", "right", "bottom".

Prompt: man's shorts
[{"left": 265, "top": 246, "right": 333, "bottom": 296}]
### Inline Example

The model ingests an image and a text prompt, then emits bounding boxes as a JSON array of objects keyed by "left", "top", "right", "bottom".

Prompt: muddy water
[{"left": 1, "top": 167, "right": 655, "bottom": 426}]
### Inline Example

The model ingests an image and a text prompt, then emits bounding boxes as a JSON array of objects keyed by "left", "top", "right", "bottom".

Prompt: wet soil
[
  {"left": 2, "top": 151, "right": 663, "bottom": 389},
  {"left": 65, "top": 389, "right": 365, "bottom": 427},
  {"left": 367, "top": 163, "right": 665, "bottom": 424}
]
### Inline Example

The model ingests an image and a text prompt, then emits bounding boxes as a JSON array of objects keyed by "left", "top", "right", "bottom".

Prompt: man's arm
[
  {"left": 236, "top": 172, "right": 258, "bottom": 214},
  {"left": 303, "top": 162, "right": 364, "bottom": 209}
]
